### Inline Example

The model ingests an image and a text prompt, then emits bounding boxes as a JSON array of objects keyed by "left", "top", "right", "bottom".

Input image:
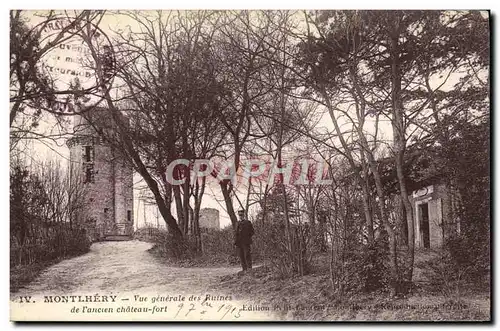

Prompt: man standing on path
[{"left": 235, "top": 209, "right": 255, "bottom": 272}]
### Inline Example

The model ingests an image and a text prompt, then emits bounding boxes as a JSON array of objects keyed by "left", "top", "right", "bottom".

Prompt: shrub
[
  {"left": 134, "top": 226, "right": 167, "bottom": 243},
  {"left": 331, "top": 235, "right": 390, "bottom": 296},
  {"left": 199, "top": 227, "right": 240, "bottom": 265},
  {"left": 251, "top": 218, "right": 324, "bottom": 277},
  {"left": 357, "top": 240, "right": 390, "bottom": 293},
  {"left": 421, "top": 233, "right": 490, "bottom": 297},
  {"left": 10, "top": 223, "right": 91, "bottom": 267}
]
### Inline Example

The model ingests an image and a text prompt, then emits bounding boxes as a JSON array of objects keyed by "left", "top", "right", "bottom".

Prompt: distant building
[
  {"left": 66, "top": 108, "right": 134, "bottom": 241},
  {"left": 199, "top": 208, "right": 220, "bottom": 230}
]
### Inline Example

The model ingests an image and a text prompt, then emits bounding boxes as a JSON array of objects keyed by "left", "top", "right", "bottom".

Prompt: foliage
[
  {"left": 419, "top": 119, "right": 490, "bottom": 294},
  {"left": 356, "top": 239, "right": 391, "bottom": 293},
  {"left": 149, "top": 231, "right": 197, "bottom": 261},
  {"left": 329, "top": 227, "right": 391, "bottom": 295},
  {"left": 199, "top": 227, "right": 241, "bottom": 265},
  {"left": 149, "top": 226, "right": 243, "bottom": 266},
  {"left": 10, "top": 162, "right": 90, "bottom": 268},
  {"left": 420, "top": 234, "right": 489, "bottom": 299},
  {"left": 10, "top": 11, "right": 54, "bottom": 126}
]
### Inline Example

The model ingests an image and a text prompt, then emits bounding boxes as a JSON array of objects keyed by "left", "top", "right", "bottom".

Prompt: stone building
[
  {"left": 372, "top": 148, "right": 461, "bottom": 250},
  {"left": 67, "top": 108, "right": 134, "bottom": 241},
  {"left": 409, "top": 184, "right": 446, "bottom": 248},
  {"left": 409, "top": 181, "right": 460, "bottom": 248},
  {"left": 199, "top": 208, "right": 220, "bottom": 230},
  {"left": 409, "top": 182, "right": 458, "bottom": 249}
]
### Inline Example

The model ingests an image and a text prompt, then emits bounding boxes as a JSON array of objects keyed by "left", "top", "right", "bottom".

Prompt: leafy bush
[
  {"left": 10, "top": 224, "right": 91, "bottom": 267},
  {"left": 332, "top": 236, "right": 390, "bottom": 296},
  {"left": 149, "top": 227, "right": 240, "bottom": 265},
  {"left": 134, "top": 226, "right": 167, "bottom": 243},
  {"left": 10, "top": 162, "right": 91, "bottom": 268},
  {"left": 199, "top": 227, "right": 240, "bottom": 265},
  {"left": 421, "top": 233, "right": 490, "bottom": 297},
  {"left": 149, "top": 231, "right": 197, "bottom": 260},
  {"left": 357, "top": 241, "right": 390, "bottom": 293}
]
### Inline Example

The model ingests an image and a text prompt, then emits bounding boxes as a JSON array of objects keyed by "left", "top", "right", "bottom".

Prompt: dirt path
[
  {"left": 13, "top": 241, "right": 239, "bottom": 295},
  {"left": 11, "top": 241, "right": 277, "bottom": 321}
]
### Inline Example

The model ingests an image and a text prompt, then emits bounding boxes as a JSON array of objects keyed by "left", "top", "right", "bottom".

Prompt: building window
[{"left": 127, "top": 210, "right": 132, "bottom": 222}]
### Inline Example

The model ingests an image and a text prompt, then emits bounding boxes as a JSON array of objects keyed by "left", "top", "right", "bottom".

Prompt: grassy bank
[
  {"left": 11, "top": 239, "right": 92, "bottom": 293},
  {"left": 211, "top": 266, "right": 490, "bottom": 321},
  {"left": 11, "top": 258, "right": 64, "bottom": 293}
]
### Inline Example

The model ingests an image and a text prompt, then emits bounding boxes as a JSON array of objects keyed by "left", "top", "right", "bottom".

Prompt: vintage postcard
[{"left": 9, "top": 9, "right": 490, "bottom": 322}]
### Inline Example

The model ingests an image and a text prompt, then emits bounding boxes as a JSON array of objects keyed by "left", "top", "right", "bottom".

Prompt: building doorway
[{"left": 419, "top": 203, "right": 430, "bottom": 248}]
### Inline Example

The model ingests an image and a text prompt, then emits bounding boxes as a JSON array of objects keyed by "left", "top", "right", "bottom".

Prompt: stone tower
[
  {"left": 67, "top": 108, "right": 134, "bottom": 241},
  {"left": 199, "top": 208, "right": 220, "bottom": 230}
]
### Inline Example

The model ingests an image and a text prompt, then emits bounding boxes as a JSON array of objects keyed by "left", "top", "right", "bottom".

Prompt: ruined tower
[
  {"left": 199, "top": 208, "right": 220, "bottom": 230},
  {"left": 67, "top": 108, "right": 134, "bottom": 241}
]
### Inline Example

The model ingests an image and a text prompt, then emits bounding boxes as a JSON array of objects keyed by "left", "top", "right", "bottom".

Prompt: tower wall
[
  {"left": 113, "top": 155, "right": 134, "bottom": 236},
  {"left": 67, "top": 108, "right": 134, "bottom": 241},
  {"left": 199, "top": 208, "right": 220, "bottom": 230}
]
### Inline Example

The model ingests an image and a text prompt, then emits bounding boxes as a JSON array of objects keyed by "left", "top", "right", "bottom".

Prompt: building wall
[{"left": 199, "top": 208, "right": 220, "bottom": 230}]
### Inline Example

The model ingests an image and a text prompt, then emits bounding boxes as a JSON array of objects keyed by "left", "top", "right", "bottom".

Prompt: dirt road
[{"left": 11, "top": 241, "right": 277, "bottom": 321}]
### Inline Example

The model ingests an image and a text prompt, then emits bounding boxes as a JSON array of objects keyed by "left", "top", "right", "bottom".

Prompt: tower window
[
  {"left": 127, "top": 210, "right": 132, "bottom": 222},
  {"left": 84, "top": 164, "right": 95, "bottom": 184},
  {"left": 84, "top": 145, "right": 93, "bottom": 163}
]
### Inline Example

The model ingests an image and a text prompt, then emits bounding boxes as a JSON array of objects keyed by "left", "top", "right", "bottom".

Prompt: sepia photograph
[{"left": 8, "top": 9, "right": 490, "bottom": 322}]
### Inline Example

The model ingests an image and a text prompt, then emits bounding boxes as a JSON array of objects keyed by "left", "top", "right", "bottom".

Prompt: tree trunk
[
  {"left": 182, "top": 174, "right": 190, "bottom": 235},
  {"left": 221, "top": 181, "right": 238, "bottom": 232},
  {"left": 193, "top": 177, "right": 205, "bottom": 252},
  {"left": 396, "top": 195, "right": 408, "bottom": 246},
  {"left": 173, "top": 185, "right": 184, "bottom": 233},
  {"left": 390, "top": 28, "right": 414, "bottom": 289}
]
